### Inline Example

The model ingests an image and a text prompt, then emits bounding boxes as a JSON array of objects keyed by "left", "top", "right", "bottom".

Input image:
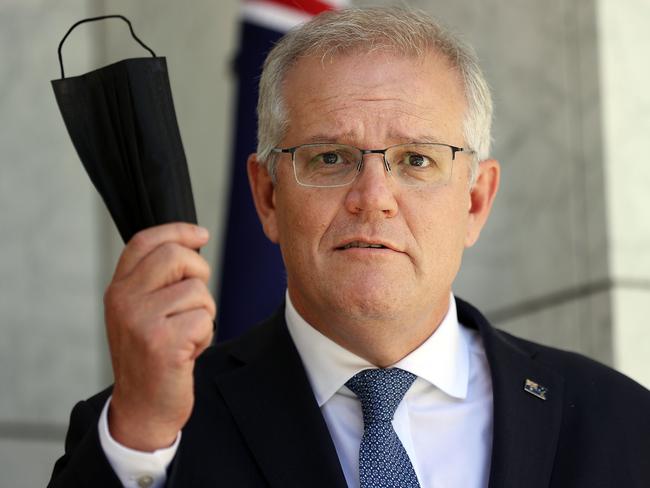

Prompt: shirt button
[{"left": 137, "top": 475, "right": 154, "bottom": 488}]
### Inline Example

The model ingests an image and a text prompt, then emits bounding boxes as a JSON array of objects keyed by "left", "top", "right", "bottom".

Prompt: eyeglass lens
[{"left": 292, "top": 143, "right": 453, "bottom": 187}]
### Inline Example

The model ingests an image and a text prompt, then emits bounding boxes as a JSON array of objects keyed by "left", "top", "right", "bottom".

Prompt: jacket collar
[
  {"left": 213, "top": 305, "right": 348, "bottom": 488},
  {"left": 214, "top": 298, "right": 564, "bottom": 488},
  {"left": 457, "top": 297, "right": 565, "bottom": 488}
]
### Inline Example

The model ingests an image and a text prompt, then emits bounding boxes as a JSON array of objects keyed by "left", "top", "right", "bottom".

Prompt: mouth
[
  {"left": 335, "top": 240, "right": 400, "bottom": 252},
  {"left": 339, "top": 241, "right": 386, "bottom": 250}
]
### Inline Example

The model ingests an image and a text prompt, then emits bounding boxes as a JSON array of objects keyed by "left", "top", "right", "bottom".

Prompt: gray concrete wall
[
  {"left": 0, "top": 1, "right": 105, "bottom": 486},
  {"left": 598, "top": 0, "right": 650, "bottom": 387},
  {"left": 367, "top": 0, "right": 614, "bottom": 362},
  {"left": 1, "top": 0, "right": 648, "bottom": 486},
  {"left": 0, "top": 1, "right": 239, "bottom": 485}
]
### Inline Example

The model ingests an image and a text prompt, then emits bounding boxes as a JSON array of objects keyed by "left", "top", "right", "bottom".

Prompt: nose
[{"left": 344, "top": 153, "right": 398, "bottom": 218}]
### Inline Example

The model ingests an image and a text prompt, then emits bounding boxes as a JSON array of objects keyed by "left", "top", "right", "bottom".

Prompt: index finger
[{"left": 113, "top": 223, "right": 209, "bottom": 281}]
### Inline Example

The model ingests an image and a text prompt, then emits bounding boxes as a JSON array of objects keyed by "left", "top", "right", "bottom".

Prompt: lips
[
  {"left": 340, "top": 241, "right": 386, "bottom": 249},
  {"left": 335, "top": 239, "right": 401, "bottom": 252}
]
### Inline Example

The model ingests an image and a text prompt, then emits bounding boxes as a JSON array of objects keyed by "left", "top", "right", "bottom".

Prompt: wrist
[{"left": 108, "top": 398, "right": 182, "bottom": 452}]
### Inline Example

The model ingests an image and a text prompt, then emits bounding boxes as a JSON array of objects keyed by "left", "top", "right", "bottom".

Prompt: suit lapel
[
  {"left": 214, "top": 298, "right": 564, "bottom": 487},
  {"left": 457, "top": 298, "right": 564, "bottom": 488},
  {"left": 214, "top": 308, "right": 347, "bottom": 488}
]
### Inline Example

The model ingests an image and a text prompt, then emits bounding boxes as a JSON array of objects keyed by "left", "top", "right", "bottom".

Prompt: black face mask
[{"left": 51, "top": 15, "right": 197, "bottom": 244}]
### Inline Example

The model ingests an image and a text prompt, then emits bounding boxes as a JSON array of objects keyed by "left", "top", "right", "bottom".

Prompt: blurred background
[{"left": 1, "top": 0, "right": 649, "bottom": 485}]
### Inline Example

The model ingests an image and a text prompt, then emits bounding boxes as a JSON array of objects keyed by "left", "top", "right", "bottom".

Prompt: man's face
[{"left": 249, "top": 49, "right": 497, "bottom": 350}]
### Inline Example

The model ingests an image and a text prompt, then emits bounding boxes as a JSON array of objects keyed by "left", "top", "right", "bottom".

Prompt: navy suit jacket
[{"left": 49, "top": 298, "right": 650, "bottom": 487}]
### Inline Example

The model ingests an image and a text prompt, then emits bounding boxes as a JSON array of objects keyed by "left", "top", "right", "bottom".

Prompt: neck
[{"left": 289, "top": 290, "right": 451, "bottom": 367}]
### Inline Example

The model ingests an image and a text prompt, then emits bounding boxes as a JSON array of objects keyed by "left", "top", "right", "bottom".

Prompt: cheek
[
  {"left": 409, "top": 190, "right": 469, "bottom": 272},
  {"left": 275, "top": 190, "right": 335, "bottom": 262},
  {"left": 445, "top": 195, "right": 471, "bottom": 252}
]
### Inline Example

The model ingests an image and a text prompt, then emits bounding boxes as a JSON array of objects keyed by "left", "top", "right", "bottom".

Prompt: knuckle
[
  {"left": 185, "top": 277, "right": 205, "bottom": 294},
  {"left": 159, "top": 241, "right": 182, "bottom": 262},
  {"left": 128, "top": 230, "right": 151, "bottom": 253},
  {"left": 192, "top": 312, "right": 214, "bottom": 344},
  {"left": 170, "top": 348, "right": 192, "bottom": 368},
  {"left": 206, "top": 296, "right": 217, "bottom": 319},
  {"left": 104, "top": 282, "right": 126, "bottom": 314},
  {"left": 200, "top": 259, "right": 212, "bottom": 280},
  {"left": 168, "top": 222, "right": 194, "bottom": 243},
  {"left": 188, "top": 308, "right": 212, "bottom": 330},
  {"left": 175, "top": 221, "right": 193, "bottom": 235},
  {"left": 103, "top": 284, "right": 115, "bottom": 308},
  {"left": 200, "top": 307, "right": 214, "bottom": 324},
  {"left": 198, "top": 254, "right": 210, "bottom": 270},
  {"left": 184, "top": 279, "right": 215, "bottom": 317}
]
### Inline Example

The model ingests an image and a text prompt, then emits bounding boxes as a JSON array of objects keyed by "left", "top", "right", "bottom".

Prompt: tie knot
[{"left": 346, "top": 368, "right": 417, "bottom": 424}]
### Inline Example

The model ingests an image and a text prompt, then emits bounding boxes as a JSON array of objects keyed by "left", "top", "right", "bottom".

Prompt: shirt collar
[{"left": 285, "top": 291, "right": 469, "bottom": 407}]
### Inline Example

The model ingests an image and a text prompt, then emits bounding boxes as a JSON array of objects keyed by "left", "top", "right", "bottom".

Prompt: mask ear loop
[{"left": 57, "top": 14, "right": 157, "bottom": 79}]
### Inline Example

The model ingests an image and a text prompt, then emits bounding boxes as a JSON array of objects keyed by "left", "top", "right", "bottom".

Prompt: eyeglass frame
[{"left": 271, "top": 142, "right": 475, "bottom": 188}]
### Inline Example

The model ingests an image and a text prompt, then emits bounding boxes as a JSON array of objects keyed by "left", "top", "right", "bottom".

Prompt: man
[{"left": 50, "top": 7, "right": 650, "bottom": 488}]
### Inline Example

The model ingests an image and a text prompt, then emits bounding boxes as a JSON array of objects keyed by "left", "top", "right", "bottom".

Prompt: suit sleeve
[{"left": 47, "top": 396, "right": 123, "bottom": 488}]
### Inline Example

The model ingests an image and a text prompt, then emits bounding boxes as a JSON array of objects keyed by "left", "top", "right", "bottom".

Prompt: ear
[
  {"left": 247, "top": 154, "right": 279, "bottom": 243},
  {"left": 465, "top": 159, "right": 500, "bottom": 247}
]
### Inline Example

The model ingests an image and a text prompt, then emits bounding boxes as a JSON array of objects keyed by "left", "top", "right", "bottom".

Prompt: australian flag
[{"left": 217, "top": 0, "right": 347, "bottom": 341}]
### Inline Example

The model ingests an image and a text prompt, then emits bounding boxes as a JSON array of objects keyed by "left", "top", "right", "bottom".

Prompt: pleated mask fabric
[{"left": 51, "top": 15, "right": 197, "bottom": 243}]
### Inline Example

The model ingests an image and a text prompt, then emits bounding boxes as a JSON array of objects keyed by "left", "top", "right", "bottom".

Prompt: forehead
[{"left": 281, "top": 50, "right": 467, "bottom": 146}]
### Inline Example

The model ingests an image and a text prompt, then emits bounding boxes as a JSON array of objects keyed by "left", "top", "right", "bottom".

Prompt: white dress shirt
[
  {"left": 98, "top": 397, "right": 179, "bottom": 488},
  {"left": 286, "top": 292, "right": 493, "bottom": 488},
  {"left": 100, "top": 291, "right": 493, "bottom": 488}
]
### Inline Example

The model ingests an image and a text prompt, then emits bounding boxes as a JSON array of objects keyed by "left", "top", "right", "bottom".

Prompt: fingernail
[{"left": 195, "top": 226, "right": 209, "bottom": 238}]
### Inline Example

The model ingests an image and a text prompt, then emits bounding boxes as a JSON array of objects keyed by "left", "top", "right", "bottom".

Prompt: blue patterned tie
[{"left": 346, "top": 368, "right": 421, "bottom": 488}]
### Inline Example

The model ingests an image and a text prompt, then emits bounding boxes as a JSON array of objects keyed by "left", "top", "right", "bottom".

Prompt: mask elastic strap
[{"left": 57, "top": 14, "right": 157, "bottom": 79}]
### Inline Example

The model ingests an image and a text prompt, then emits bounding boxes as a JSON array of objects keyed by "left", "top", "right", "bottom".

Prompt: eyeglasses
[{"left": 272, "top": 142, "right": 474, "bottom": 188}]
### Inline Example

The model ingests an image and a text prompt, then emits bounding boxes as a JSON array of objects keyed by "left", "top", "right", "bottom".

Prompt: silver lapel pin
[{"left": 524, "top": 378, "right": 548, "bottom": 400}]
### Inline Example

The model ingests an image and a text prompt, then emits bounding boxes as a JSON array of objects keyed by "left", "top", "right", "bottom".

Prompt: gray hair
[{"left": 256, "top": 6, "right": 493, "bottom": 184}]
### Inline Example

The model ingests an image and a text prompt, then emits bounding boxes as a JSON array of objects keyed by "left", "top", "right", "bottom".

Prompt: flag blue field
[{"left": 217, "top": 0, "right": 346, "bottom": 341}]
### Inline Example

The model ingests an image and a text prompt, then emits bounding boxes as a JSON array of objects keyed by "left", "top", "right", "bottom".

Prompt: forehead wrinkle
[
  {"left": 296, "top": 104, "right": 451, "bottom": 145},
  {"left": 312, "top": 99, "right": 448, "bottom": 127},
  {"left": 331, "top": 95, "right": 426, "bottom": 109},
  {"left": 299, "top": 132, "right": 448, "bottom": 147},
  {"left": 288, "top": 81, "right": 462, "bottom": 147},
  {"left": 303, "top": 132, "right": 356, "bottom": 144},
  {"left": 296, "top": 110, "right": 450, "bottom": 146}
]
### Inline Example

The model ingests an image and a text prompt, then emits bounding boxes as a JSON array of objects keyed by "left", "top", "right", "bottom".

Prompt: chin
[{"left": 328, "top": 284, "right": 405, "bottom": 322}]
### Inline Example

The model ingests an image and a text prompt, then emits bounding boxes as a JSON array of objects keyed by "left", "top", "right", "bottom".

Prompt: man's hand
[{"left": 104, "top": 223, "right": 215, "bottom": 452}]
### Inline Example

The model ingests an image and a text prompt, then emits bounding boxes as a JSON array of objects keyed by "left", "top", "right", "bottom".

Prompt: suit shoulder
[
  {"left": 498, "top": 329, "right": 650, "bottom": 402},
  {"left": 194, "top": 338, "right": 240, "bottom": 376},
  {"left": 195, "top": 314, "right": 281, "bottom": 376},
  {"left": 80, "top": 385, "right": 114, "bottom": 414}
]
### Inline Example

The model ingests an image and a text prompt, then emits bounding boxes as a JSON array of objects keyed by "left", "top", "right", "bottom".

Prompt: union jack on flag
[{"left": 217, "top": 0, "right": 349, "bottom": 341}]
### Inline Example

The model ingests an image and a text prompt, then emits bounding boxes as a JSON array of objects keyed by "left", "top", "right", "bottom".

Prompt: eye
[
  {"left": 319, "top": 152, "right": 342, "bottom": 165},
  {"left": 309, "top": 149, "right": 357, "bottom": 167},
  {"left": 405, "top": 153, "right": 431, "bottom": 168}
]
